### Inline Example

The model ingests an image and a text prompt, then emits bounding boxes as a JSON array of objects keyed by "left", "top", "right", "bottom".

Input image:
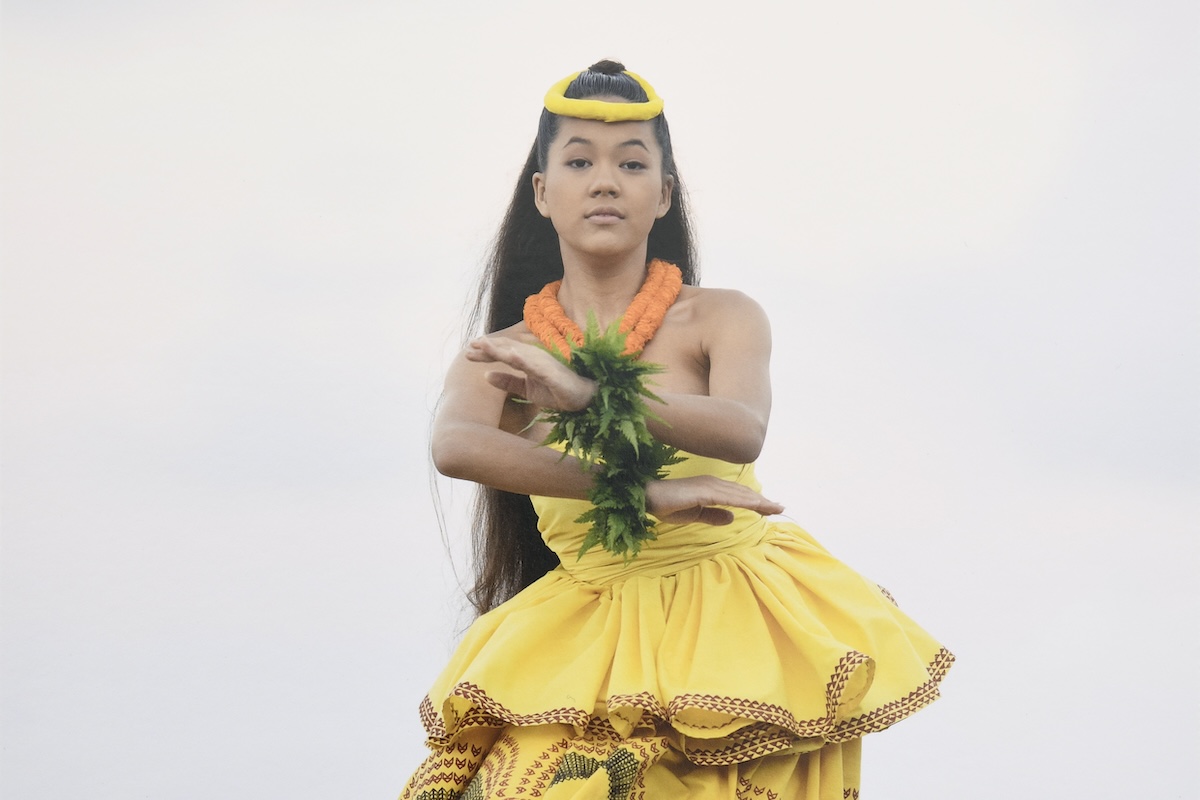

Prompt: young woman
[{"left": 400, "top": 60, "right": 952, "bottom": 800}]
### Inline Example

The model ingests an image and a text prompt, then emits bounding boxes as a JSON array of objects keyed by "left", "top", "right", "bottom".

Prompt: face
[{"left": 532, "top": 116, "right": 674, "bottom": 264}]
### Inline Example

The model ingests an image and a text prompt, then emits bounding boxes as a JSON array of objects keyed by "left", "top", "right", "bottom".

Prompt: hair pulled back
[{"left": 464, "top": 60, "right": 698, "bottom": 615}]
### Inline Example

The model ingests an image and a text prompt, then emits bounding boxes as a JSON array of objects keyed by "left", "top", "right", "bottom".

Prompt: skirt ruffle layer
[
  {"left": 401, "top": 720, "right": 865, "bottom": 800},
  {"left": 417, "top": 523, "right": 952, "bottom": 769}
]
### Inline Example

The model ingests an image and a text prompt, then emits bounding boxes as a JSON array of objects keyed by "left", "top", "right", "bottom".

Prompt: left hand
[
  {"left": 646, "top": 475, "right": 785, "bottom": 525},
  {"left": 466, "top": 337, "right": 596, "bottom": 412}
]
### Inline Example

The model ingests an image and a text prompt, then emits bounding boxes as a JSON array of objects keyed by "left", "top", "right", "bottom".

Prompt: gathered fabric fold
[
  {"left": 403, "top": 454, "right": 951, "bottom": 799},
  {"left": 420, "top": 524, "right": 950, "bottom": 765}
]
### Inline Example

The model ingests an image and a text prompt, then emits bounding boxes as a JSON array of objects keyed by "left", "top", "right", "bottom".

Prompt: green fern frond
[{"left": 539, "top": 316, "right": 682, "bottom": 562}]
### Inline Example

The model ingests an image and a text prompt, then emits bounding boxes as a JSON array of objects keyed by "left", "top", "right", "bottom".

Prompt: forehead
[{"left": 551, "top": 117, "right": 660, "bottom": 152}]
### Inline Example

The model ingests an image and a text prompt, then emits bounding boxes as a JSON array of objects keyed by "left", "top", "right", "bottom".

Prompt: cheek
[
  {"left": 541, "top": 175, "right": 574, "bottom": 207},
  {"left": 538, "top": 183, "right": 563, "bottom": 218},
  {"left": 641, "top": 182, "right": 668, "bottom": 213}
]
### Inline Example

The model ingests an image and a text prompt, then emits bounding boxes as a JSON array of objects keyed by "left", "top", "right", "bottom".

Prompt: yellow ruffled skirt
[{"left": 400, "top": 457, "right": 951, "bottom": 799}]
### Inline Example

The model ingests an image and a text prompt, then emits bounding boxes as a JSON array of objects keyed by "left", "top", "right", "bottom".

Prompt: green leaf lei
[{"left": 539, "top": 316, "right": 684, "bottom": 561}]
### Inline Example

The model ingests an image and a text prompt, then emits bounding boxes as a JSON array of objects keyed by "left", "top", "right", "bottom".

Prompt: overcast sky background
[{"left": 2, "top": 1, "right": 1197, "bottom": 798}]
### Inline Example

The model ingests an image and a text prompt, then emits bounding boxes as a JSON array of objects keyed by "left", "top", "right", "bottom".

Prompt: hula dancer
[{"left": 400, "top": 60, "right": 952, "bottom": 799}]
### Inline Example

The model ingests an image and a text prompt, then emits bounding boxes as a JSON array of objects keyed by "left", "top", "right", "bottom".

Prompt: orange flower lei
[{"left": 523, "top": 260, "right": 683, "bottom": 359}]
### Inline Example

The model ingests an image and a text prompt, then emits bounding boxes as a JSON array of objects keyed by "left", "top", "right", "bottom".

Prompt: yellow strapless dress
[{"left": 401, "top": 454, "right": 953, "bottom": 799}]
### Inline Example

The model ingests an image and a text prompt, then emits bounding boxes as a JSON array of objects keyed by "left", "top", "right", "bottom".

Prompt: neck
[{"left": 556, "top": 250, "right": 649, "bottom": 330}]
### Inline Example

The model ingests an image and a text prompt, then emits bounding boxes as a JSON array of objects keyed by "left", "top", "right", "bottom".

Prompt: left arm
[{"left": 645, "top": 290, "right": 772, "bottom": 463}]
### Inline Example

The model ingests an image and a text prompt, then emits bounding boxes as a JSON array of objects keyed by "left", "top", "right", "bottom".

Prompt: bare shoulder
[
  {"left": 677, "top": 285, "right": 771, "bottom": 327},
  {"left": 484, "top": 320, "right": 539, "bottom": 344},
  {"left": 454, "top": 321, "right": 539, "bottom": 362},
  {"left": 444, "top": 321, "right": 533, "bottom": 382}
]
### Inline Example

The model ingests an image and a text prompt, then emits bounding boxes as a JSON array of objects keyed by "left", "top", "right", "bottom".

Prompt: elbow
[
  {"left": 431, "top": 433, "right": 474, "bottom": 481},
  {"left": 740, "top": 443, "right": 766, "bottom": 464},
  {"left": 430, "top": 441, "right": 457, "bottom": 479},
  {"left": 730, "top": 433, "right": 766, "bottom": 464},
  {"left": 727, "top": 417, "right": 768, "bottom": 463},
  {"left": 692, "top": 424, "right": 766, "bottom": 464}
]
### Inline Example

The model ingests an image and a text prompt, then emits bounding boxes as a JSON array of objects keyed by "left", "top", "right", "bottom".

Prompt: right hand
[
  {"left": 465, "top": 337, "right": 597, "bottom": 412},
  {"left": 646, "top": 475, "right": 784, "bottom": 526}
]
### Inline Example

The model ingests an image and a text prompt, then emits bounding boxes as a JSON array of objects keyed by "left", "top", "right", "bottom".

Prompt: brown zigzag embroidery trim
[
  {"left": 460, "top": 682, "right": 591, "bottom": 729},
  {"left": 421, "top": 686, "right": 588, "bottom": 745},
  {"left": 419, "top": 694, "right": 440, "bottom": 735},
  {"left": 669, "top": 694, "right": 808, "bottom": 733},
  {"left": 671, "top": 649, "right": 870, "bottom": 738},
  {"left": 423, "top": 650, "right": 870, "bottom": 746},
  {"left": 581, "top": 716, "right": 623, "bottom": 740},
  {"left": 473, "top": 730, "right": 527, "bottom": 798},
  {"left": 829, "top": 647, "right": 955, "bottom": 742},
  {"left": 736, "top": 783, "right": 780, "bottom": 800},
  {"left": 402, "top": 740, "right": 487, "bottom": 796},
  {"left": 734, "top": 763, "right": 860, "bottom": 800},
  {"left": 686, "top": 726, "right": 799, "bottom": 766},
  {"left": 421, "top": 700, "right": 508, "bottom": 747},
  {"left": 607, "top": 690, "right": 669, "bottom": 721},
  {"left": 416, "top": 647, "right": 952, "bottom": 764}
]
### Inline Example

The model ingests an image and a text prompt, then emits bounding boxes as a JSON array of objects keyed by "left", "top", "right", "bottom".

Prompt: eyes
[{"left": 564, "top": 157, "right": 648, "bottom": 171}]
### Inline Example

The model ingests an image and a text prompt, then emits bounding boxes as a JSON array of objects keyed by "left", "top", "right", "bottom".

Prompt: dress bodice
[{"left": 530, "top": 452, "right": 774, "bottom": 585}]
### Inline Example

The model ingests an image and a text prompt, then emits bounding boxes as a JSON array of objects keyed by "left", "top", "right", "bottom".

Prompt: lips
[{"left": 586, "top": 207, "right": 624, "bottom": 221}]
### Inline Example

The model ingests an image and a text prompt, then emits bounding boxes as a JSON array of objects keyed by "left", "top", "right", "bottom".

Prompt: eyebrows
[{"left": 561, "top": 136, "right": 650, "bottom": 152}]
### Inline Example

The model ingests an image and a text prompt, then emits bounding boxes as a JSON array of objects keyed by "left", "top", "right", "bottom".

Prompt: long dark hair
[{"left": 464, "top": 60, "right": 698, "bottom": 615}]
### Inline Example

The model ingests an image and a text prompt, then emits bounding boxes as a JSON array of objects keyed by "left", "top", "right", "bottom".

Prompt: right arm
[
  {"left": 430, "top": 345, "right": 596, "bottom": 500},
  {"left": 432, "top": 332, "right": 784, "bottom": 521}
]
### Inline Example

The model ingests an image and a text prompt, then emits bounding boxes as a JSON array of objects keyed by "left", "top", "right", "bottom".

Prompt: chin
[{"left": 567, "top": 235, "right": 651, "bottom": 261}]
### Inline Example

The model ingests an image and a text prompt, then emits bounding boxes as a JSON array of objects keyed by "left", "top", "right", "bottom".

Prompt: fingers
[
  {"left": 695, "top": 507, "right": 736, "bottom": 526},
  {"left": 484, "top": 371, "right": 527, "bottom": 398},
  {"left": 697, "top": 478, "right": 784, "bottom": 515},
  {"left": 467, "top": 337, "right": 596, "bottom": 412},
  {"left": 467, "top": 337, "right": 549, "bottom": 373},
  {"left": 751, "top": 497, "right": 786, "bottom": 515},
  {"left": 466, "top": 337, "right": 518, "bottom": 365},
  {"left": 717, "top": 497, "right": 783, "bottom": 516},
  {"left": 646, "top": 476, "right": 784, "bottom": 524}
]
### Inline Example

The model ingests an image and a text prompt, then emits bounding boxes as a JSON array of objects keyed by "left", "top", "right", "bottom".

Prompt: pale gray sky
[{"left": 2, "top": 1, "right": 1197, "bottom": 798}]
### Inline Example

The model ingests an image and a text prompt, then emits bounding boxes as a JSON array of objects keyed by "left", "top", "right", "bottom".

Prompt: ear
[
  {"left": 656, "top": 174, "right": 675, "bottom": 219},
  {"left": 532, "top": 172, "right": 551, "bottom": 219}
]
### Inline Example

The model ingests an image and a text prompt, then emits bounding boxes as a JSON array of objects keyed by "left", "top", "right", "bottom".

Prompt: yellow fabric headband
[{"left": 543, "top": 70, "right": 664, "bottom": 122}]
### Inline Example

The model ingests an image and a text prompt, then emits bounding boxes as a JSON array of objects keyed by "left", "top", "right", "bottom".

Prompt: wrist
[
  {"left": 563, "top": 375, "right": 598, "bottom": 412},
  {"left": 538, "top": 321, "right": 682, "bottom": 561}
]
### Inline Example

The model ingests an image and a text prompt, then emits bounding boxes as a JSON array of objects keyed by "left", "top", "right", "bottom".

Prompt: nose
[{"left": 589, "top": 164, "right": 620, "bottom": 197}]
